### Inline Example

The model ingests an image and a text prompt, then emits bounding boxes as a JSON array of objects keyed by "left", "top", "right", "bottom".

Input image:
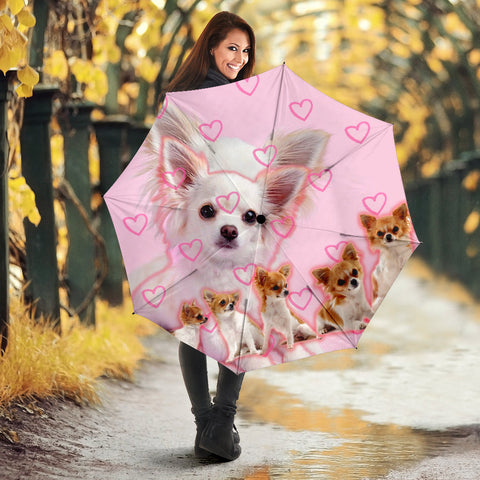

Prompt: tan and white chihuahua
[
  {"left": 312, "top": 243, "right": 372, "bottom": 333},
  {"left": 173, "top": 300, "right": 208, "bottom": 347},
  {"left": 360, "top": 203, "right": 412, "bottom": 309},
  {"left": 255, "top": 265, "right": 316, "bottom": 353},
  {"left": 203, "top": 290, "right": 263, "bottom": 362}
]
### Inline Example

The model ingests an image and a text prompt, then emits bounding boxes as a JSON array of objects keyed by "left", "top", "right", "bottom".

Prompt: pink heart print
[
  {"left": 236, "top": 76, "right": 259, "bottom": 96},
  {"left": 200, "top": 321, "right": 217, "bottom": 334},
  {"left": 162, "top": 168, "right": 186, "bottom": 190},
  {"left": 123, "top": 214, "right": 147, "bottom": 235},
  {"left": 179, "top": 239, "right": 202, "bottom": 261},
  {"left": 199, "top": 120, "right": 222, "bottom": 141},
  {"left": 325, "top": 241, "right": 349, "bottom": 262},
  {"left": 362, "top": 192, "right": 387, "bottom": 215},
  {"left": 253, "top": 145, "right": 277, "bottom": 167},
  {"left": 233, "top": 263, "right": 256, "bottom": 285},
  {"left": 288, "top": 288, "right": 312, "bottom": 311},
  {"left": 142, "top": 285, "right": 166, "bottom": 308},
  {"left": 271, "top": 216, "right": 295, "bottom": 238},
  {"left": 345, "top": 121, "right": 370, "bottom": 144},
  {"left": 216, "top": 191, "right": 240, "bottom": 214},
  {"left": 308, "top": 169, "right": 332, "bottom": 192},
  {"left": 289, "top": 99, "right": 313, "bottom": 121}
]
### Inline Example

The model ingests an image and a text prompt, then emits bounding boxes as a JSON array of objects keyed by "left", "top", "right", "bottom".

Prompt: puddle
[{"left": 240, "top": 376, "right": 477, "bottom": 479}]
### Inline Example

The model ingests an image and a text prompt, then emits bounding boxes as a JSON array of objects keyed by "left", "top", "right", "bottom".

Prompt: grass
[{"left": 0, "top": 293, "right": 157, "bottom": 408}]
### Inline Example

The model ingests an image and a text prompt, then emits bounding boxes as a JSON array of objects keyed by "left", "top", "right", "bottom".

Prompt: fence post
[
  {"left": 93, "top": 117, "right": 129, "bottom": 306},
  {"left": 0, "top": 73, "right": 14, "bottom": 353},
  {"left": 58, "top": 102, "right": 97, "bottom": 326},
  {"left": 20, "top": 85, "right": 61, "bottom": 328}
]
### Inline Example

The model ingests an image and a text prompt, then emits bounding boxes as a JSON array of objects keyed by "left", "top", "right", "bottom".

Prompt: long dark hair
[{"left": 166, "top": 11, "right": 256, "bottom": 93}]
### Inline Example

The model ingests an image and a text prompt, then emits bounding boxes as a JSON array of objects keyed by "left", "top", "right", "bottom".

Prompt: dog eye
[
  {"left": 376, "top": 231, "right": 384, "bottom": 237},
  {"left": 352, "top": 269, "right": 358, "bottom": 277},
  {"left": 338, "top": 279, "right": 346, "bottom": 286},
  {"left": 200, "top": 204, "right": 215, "bottom": 219},
  {"left": 272, "top": 285, "right": 279, "bottom": 291},
  {"left": 220, "top": 300, "right": 226, "bottom": 306},
  {"left": 392, "top": 226, "right": 399, "bottom": 233},
  {"left": 243, "top": 210, "right": 257, "bottom": 224},
  {"left": 196, "top": 314, "right": 203, "bottom": 320}
]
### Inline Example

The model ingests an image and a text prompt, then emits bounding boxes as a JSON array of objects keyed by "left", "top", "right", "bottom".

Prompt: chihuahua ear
[
  {"left": 203, "top": 290, "right": 215, "bottom": 304},
  {"left": 393, "top": 203, "right": 408, "bottom": 221},
  {"left": 342, "top": 243, "right": 358, "bottom": 261},
  {"left": 273, "top": 129, "right": 329, "bottom": 171},
  {"left": 160, "top": 136, "right": 208, "bottom": 190},
  {"left": 233, "top": 292, "right": 240, "bottom": 303},
  {"left": 255, "top": 267, "right": 268, "bottom": 286},
  {"left": 182, "top": 303, "right": 191, "bottom": 315},
  {"left": 279, "top": 264, "right": 291, "bottom": 278},
  {"left": 261, "top": 166, "right": 308, "bottom": 217},
  {"left": 312, "top": 267, "right": 330, "bottom": 285},
  {"left": 360, "top": 214, "right": 376, "bottom": 231}
]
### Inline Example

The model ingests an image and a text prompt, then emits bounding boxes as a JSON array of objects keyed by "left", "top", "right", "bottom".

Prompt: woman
[{"left": 164, "top": 11, "right": 256, "bottom": 462}]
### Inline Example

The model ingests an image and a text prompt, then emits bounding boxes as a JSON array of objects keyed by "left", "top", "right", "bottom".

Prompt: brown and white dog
[
  {"left": 360, "top": 203, "right": 412, "bottom": 309},
  {"left": 173, "top": 300, "right": 208, "bottom": 347},
  {"left": 312, "top": 243, "right": 372, "bottom": 333},
  {"left": 255, "top": 265, "right": 316, "bottom": 353},
  {"left": 203, "top": 290, "right": 263, "bottom": 362}
]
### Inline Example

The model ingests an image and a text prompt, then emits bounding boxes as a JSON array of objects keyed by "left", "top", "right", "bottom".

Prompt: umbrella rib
[{"left": 233, "top": 298, "right": 249, "bottom": 375}]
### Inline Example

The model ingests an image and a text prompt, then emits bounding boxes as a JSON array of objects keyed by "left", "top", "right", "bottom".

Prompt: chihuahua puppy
[
  {"left": 312, "top": 243, "right": 372, "bottom": 333},
  {"left": 174, "top": 300, "right": 208, "bottom": 348},
  {"left": 203, "top": 290, "right": 263, "bottom": 362},
  {"left": 360, "top": 203, "right": 412, "bottom": 308},
  {"left": 255, "top": 265, "right": 316, "bottom": 353}
]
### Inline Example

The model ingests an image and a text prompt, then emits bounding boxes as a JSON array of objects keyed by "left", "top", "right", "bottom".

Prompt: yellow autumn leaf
[
  {"left": 462, "top": 170, "right": 480, "bottom": 191},
  {"left": 70, "top": 58, "right": 92, "bottom": 83},
  {"left": 0, "top": 45, "right": 14, "bottom": 74},
  {"left": 137, "top": 57, "right": 160, "bottom": 83},
  {"left": 0, "top": 13, "right": 14, "bottom": 31},
  {"left": 44, "top": 50, "right": 69, "bottom": 81},
  {"left": 17, "top": 64, "right": 39, "bottom": 87},
  {"left": 8, "top": 176, "right": 41, "bottom": 226},
  {"left": 17, "top": 7, "right": 36, "bottom": 28},
  {"left": 464, "top": 211, "right": 480, "bottom": 234},
  {"left": 16, "top": 83, "right": 33, "bottom": 97},
  {"left": 7, "top": 0, "right": 24, "bottom": 15}
]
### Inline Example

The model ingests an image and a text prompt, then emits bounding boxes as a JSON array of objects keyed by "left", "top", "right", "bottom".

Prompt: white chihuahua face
[{"left": 170, "top": 167, "right": 264, "bottom": 266}]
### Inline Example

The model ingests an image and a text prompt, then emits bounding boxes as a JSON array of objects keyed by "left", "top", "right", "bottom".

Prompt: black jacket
[{"left": 198, "top": 68, "right": 230, "bottom": 89}]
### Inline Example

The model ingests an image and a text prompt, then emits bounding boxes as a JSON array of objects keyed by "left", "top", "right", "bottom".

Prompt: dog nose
[
  {"left": 385, "top": 233, "right": 393, "bottom": 242},
  {"left": 221, "top": 225, "right": 238, "bottom": 241},
  {"left": 351, "top": 279, "right": 358, "bottom": 288}
]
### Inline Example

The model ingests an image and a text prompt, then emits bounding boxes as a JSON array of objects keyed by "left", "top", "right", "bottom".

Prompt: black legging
[{"left": 178, "top": 342, "right": 244, "bottom": 418}]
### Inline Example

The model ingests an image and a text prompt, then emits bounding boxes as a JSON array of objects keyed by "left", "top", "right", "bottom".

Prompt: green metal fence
[{"left": 406, "top": 152, "right": 480, "bottom": 298}]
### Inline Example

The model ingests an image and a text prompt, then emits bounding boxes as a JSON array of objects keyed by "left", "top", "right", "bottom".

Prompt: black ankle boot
[
  {"left": 199, "top": 404, "right": 241, "bottom": 461},
  {"left": 193, "top": 408, "right": 212, "bottom": 458}
]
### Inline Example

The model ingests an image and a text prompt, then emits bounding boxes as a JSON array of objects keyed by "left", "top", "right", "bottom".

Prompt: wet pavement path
[{"left": 2, "top": 258, "right": 480, "bottom": 479}]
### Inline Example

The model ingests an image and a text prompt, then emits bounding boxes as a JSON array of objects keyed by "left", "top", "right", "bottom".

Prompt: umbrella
[{"left": 104, "top": 64, "right": 420, "bottom": 373}]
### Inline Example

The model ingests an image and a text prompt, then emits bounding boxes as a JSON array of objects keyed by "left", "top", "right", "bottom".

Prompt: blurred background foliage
[{"left": 32, "top": 0, "right": 479, "bottom": 181}]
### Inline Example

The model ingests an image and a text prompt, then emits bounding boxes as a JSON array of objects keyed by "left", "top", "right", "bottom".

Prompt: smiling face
[{"left": 211, "top": 28, "right": 251, "bottom": 80}]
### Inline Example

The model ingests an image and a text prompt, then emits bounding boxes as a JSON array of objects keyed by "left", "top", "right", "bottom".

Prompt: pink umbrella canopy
[{"left": 104, "top": 64, "right": 420, "bottom": 373}]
